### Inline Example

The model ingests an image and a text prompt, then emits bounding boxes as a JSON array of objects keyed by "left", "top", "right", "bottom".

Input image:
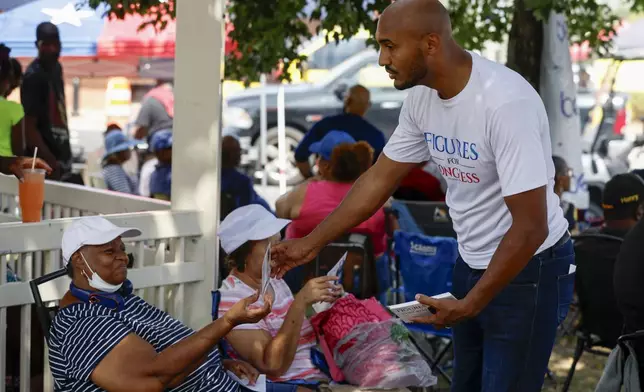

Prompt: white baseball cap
[
  {"left": 61, "top": 216, "right": 142, "bottom": 264},
  {"left": 218, "top": 205, "right": 291, "bottom": 254}
]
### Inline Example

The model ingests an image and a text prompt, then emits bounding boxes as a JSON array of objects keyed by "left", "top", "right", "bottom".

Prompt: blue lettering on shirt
[{"left": 424, "top": 132, "right": 479, "bottom": 160}]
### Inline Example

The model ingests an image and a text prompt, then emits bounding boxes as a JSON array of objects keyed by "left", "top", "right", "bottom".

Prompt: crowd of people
[{"left": 4, "top": 0, "right": 644, "bottom": 390}]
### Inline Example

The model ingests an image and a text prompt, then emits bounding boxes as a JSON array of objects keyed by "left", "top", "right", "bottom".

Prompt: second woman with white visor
[{"left": 217, "top": 205, "right": 341, "bottom": 387}]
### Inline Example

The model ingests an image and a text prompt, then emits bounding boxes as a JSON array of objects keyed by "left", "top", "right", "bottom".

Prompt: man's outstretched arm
[{"left": 271, "top": 154, "right": 417, "bottom": 277}]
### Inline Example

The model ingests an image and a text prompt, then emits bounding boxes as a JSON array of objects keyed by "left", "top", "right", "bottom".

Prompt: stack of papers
[
  {"left": 388, "top": 292, "right": 457, "bottom": 323},
  {"left": 226, "top": 372, "right": 266, "bottom": 392}
]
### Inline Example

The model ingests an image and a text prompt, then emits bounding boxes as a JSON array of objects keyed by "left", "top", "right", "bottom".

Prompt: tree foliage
[{"left": 87, "top": 0, "right": 644, "bottom": 83}]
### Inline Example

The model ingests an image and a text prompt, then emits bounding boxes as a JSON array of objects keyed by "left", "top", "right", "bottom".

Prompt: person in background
[
  {"left": 220, "top": 135, "right": 272, "bottom": 217},
  {"left": 131, "top": 80, "right": 174, "bottom": 141},
  {"left": 138, "top": 127, "right": 167, "bottom": 198},
  {"left": 393, "top": 164, "right": 445, "bottom": 201},
  {"left": 575, "top": 173, "right": 644, "bottom": 348},
  {"left": 8, "top": 58, "right": 22, "bottom": 96},
  {"left": 553, "top": 156, "right": 577, "bottom": 231},
  {"left": 277, "top": 131, "right": 387, "bottom": 256},
  {"left": 294, "top": 85, "right": 386, "bottom": 179},
  {"left": 20, "top": 22, "right": 72, "bottom": 180},
  {"left": 102, "top": 131, "right": 139, "bottom": 195},
  {"left": 104, "top": 123, "right": 123, "bottom": 137},
  {"left": 0, "top": 156, "right": 51, "bottom": 180},
  {"left": 614, "top": 181, "right": 644, "bottom": 380},
  {"left": 217, "top": 205, "right": 336, "bottom": 384},
  {"left": 0, "top": 45, "right": 23, "bottom": 157},
  {"left": 149, "top": 130, "right": 173, "bottom": 201}
]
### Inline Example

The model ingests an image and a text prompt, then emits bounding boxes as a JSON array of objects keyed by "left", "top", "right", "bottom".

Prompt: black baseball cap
[
  {"left": 602, "top": 173, "right": 644, "bottom": 218},
  {"left": 36, "top": 22, "right": 60, "bottom": 42}
]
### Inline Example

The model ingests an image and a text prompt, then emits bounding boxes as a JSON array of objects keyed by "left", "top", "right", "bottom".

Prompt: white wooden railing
[
  {"left": 0, "top": 210, "right": 213, "bottom": 392},
  {"left": 0, "top": 175, "right": 170, "bottom": 221}
]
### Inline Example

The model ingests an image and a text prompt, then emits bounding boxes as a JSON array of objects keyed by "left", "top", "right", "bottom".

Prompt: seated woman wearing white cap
[
  {"left": 49, "top": 216, "right": 271, "bottom": 392},
  {"left": 217, "top": 205, "right": 340, "bottom": 385}
]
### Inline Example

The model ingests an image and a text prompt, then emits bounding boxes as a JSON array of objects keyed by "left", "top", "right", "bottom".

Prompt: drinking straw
[{"left": 31, "top": 147, "right": 38, "bottom": 170}]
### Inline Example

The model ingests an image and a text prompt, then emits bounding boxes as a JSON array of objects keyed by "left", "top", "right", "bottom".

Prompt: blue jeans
[{"left": 451, "top": 235, "right": 575, "bottom": 392}]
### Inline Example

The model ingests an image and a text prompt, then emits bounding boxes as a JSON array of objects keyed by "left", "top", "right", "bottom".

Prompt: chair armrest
[{"left": 618, "top": 329, "right": 644, "bottom": 345}]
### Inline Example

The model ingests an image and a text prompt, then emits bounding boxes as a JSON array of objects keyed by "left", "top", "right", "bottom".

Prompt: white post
[
  {"left": 260, "top": 74, "right": 268, "bottom": 189},
  {"left": 172, "top": 0, "right": 225, "bottom": 329},
  {"left": 277, "top": 85, "right": 287, "bottom": 194}
]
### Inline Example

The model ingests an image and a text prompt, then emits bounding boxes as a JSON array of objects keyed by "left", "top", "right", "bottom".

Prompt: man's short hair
[
  {"left": 602, "top": 173, "right": 644, "bottom": 220},
  {"left": 36, "top": 22, "right": 60, "bottom": 42}
]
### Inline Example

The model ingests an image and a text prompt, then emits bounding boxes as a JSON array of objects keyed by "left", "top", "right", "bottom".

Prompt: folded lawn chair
[{"left": 392, "top": 230, "right": 458, "bottom": 385}]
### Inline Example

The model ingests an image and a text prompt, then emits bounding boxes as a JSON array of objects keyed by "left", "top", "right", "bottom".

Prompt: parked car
[{"left": 222, "top": 49, "right": 408, "bottom": 185}]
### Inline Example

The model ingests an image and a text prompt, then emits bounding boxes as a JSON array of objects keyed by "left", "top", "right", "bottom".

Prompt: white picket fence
[
  {"left": 0, "top": 176, "right": 215, "bottom": 392},
  {"left": 0, "top": 175, "right": 169, "bottom": 221}
]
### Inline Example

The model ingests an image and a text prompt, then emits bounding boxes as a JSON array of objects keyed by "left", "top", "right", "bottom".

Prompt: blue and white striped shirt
[
  {"left": 49, "top": 295, "right": 239, "bottom": 392},
  {"left": 102, "top": 164, "right": 138, "bottom": 195}
]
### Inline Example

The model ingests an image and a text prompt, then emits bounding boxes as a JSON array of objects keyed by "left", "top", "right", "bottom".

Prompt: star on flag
[{"left": 41, "top": 2, "right": 94, "bottom": 27}]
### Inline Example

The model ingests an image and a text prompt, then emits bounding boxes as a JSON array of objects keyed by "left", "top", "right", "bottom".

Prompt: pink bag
[{"left": 310, "top": 294, "right": 391, "bottom": 382}]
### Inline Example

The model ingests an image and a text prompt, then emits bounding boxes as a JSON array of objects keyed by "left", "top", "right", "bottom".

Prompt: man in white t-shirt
[{"left": 271, "top": 0, "right": 574, "bottom": 390}]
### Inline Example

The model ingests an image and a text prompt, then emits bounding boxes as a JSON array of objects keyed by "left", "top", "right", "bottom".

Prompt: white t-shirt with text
[{"left": 383, "top": 52, "right": 568, "bottom": 269}]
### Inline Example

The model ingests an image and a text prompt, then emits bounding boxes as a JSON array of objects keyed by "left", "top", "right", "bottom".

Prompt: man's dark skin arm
[
  {"left": 0, "top": 156, "right": 52, "bottom": 179},
  {"left": 271, "top": 154, "right": 417, "bottom": 277},
  {"left": 414, "top": 186, "right": 549, "bottom": 327}
]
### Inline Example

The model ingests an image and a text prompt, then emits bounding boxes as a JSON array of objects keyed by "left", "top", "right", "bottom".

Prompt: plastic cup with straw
[{"left": 19, "top": 147, "right": 46, "bottom": 223}]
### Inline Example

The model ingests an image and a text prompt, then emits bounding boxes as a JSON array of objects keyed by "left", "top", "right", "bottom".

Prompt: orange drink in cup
[{"left": 19, "top": 168, "right": 46, "bottom": 223}]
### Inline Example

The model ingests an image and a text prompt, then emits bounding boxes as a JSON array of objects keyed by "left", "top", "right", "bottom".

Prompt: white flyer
[
  {"left": 257, "top": 245, "right": 275, "bottom": 303},
  {"left": 327, "top": 251, "right": 348, "bottom": 283},
  {"left": 225, "top": 372, "right": 266, "bottom": 392},
  {"left": 388, "top": 292, "right": 457, "bottom": 323},
  {"left": 261, "top": 245, "right": 271, "bottom": 296},
  {"left": 312, "top": 252, "right": 348, "bottom": 314}
]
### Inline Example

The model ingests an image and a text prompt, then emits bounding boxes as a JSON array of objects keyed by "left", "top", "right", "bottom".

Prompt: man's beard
[{"left": 393, "top": 54, "right": 428, "bottom": 91}]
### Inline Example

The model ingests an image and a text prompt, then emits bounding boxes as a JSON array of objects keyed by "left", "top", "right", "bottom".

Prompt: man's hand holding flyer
[{"left": 388, "top": 292, "right": 457, "bottom": 323}]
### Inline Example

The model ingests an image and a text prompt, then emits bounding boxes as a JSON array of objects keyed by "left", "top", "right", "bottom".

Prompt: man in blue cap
[
  {"left": 102, "top": 131, "right": 139, "bottom": 194},
  {"left": 149, "top": 130, "right": 173, "bottom": 201}
]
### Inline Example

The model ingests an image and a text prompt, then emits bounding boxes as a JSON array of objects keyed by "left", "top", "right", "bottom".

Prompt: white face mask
[{"left": 80, "top": 252, "right": 123, "bottom": 293}]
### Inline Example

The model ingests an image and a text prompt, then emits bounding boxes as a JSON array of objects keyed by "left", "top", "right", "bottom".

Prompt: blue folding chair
[
  {"left": 393, "top": 230, "right": 458, "bottom": 384},
  {"left": 211, "top": 290, "right": 326, "bottom": 391}
]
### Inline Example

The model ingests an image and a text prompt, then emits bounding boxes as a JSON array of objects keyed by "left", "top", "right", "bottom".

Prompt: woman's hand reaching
[
  {"left": 223, "top": 291, "right": 272, "bottom": 327},
  {"left": 296, "top": 276, "right": 343, "bottom": 306}
]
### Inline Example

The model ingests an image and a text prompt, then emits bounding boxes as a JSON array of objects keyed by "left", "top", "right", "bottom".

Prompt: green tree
[{"left": 87, "top": 0, "right": 644, "bottom": 89}]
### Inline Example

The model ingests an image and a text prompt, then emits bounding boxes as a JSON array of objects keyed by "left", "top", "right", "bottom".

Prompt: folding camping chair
[
  {"left": 562, "top": 232, "right": 625, "bottom": 392},
  {"left": 392, "top": 230, "right": 458, "bottom": 385},
  {"left": 29, "top": 268, "right": 69, "bottom": 343},
  {"left": 390, "top": 200, "right": 456, "bottom": 238},
  {"left": 284, "top": 233, "right": 377, "bottom": 299}
]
